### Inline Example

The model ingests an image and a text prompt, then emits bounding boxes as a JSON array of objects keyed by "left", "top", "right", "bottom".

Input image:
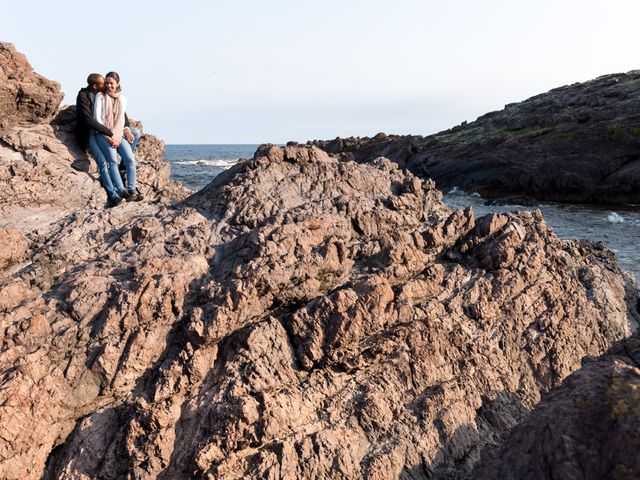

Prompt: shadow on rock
[{"left": 401, "top": 391, "right": 527, "bottom": 480}]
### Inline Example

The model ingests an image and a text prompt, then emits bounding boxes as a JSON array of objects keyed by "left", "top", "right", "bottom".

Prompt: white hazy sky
[{"left": 3, "top": 0, "right": 639, "bottom": 144}]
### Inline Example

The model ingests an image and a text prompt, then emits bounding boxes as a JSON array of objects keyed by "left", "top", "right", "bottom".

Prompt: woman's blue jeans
[
  {"left": 95, "top": 134, "right": 137, "bottom": 192},
  {"left": 89, "top": 134, "right": 122, "bottom": 200}
]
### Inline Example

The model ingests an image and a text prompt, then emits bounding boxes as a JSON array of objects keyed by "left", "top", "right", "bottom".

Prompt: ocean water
[
  {"left": 164, "top": 144, "right": 260, "bottom": 190},
  {"left": 164, "top": 145, "right": 640, "bottom": 282}
]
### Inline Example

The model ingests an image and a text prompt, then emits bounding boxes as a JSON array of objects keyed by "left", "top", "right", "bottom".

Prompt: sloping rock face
[
  {"left": 473, "top": 334, "right": 640, "bottom": 480},
  {"left": 1, "top": 143, "right": 635, "bottom": 479},
  {"left": 312, "top": 71, "right": 640, "bottom": 204},
  {"left": 0, "top": 42, "right": 63, "bottom": 130}
]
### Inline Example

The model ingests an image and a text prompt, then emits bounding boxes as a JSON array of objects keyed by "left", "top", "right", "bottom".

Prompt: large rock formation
[
  {"left": 1, "top": 142, "right": 637, "bottom": 479},
  {"left": 1, "top": 44, "right": 639, "bottom": 480},
  {"left": 0, "top": 42, "right": 63, "bottom": 130},
  {"left": 473, "top": 334, "right": 640, "bottom": 480},
  {"left": 312, "top": 71, "right": 640, "bottom": 204}
]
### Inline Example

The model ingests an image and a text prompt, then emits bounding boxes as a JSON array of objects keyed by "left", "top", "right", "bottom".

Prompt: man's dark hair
[{"left": 86, "top": 73, "right": 103, "bottom": 86}]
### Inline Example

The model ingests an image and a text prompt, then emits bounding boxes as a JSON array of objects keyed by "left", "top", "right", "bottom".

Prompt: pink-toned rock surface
[
  {"left": 0, "top": 42, "right": 63, "bottom": 130},
  {"left": 1, "top": 107, "right": 187, "bottom": 236},
  {"left": 473, "top": 334, "right": 640, "bottom": 480},
  {"left": 0, "top": 228, "right": 28, "bottom": 270},
  {"left": 1, "top": 143, "right": 636, "bottom": 479}
]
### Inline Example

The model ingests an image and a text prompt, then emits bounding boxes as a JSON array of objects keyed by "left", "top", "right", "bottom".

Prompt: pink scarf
[{"left": 103, "top": 91, "right": 124, "bottom": 145}]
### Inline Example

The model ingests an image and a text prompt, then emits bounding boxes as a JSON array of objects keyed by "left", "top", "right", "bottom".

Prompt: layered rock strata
[{"left": 312, "top": 71, "right": 640, "bottom": 204}]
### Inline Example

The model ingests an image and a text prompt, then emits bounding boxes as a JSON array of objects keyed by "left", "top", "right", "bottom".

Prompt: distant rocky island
[
  {"left": 1, "top": 42, "right": 639, "bottom": 479},
  {"left": 311, "top": 71, "right": 640, "bottom": 205}
]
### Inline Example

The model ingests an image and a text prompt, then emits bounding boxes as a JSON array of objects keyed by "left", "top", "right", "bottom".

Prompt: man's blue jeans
[{"left": 88, "top": 134, "right": 122, "bottom": 200}]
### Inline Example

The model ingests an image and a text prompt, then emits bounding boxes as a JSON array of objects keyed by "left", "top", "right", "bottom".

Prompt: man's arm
[{"left": 77, "top": 92, "right": 113, "bottom": 137}]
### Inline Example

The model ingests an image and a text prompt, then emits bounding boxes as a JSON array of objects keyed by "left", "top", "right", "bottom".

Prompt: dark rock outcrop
[
  {"left": 473, "top": 334, "right": 640, "bottom": 480},
  {"left": 312, "top": 71, "right": 640, "bottom": 204}
]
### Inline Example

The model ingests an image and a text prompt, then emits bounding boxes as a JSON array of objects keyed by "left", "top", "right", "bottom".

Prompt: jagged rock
[
  {"left": 311, "top": 71, "right": 640, "bottom": 204},
  {"left": 0, "top": 42, "right": 63, "bottom": 130},
  {"left": 472, "top": 334, "right": 640, "bottom": 480},
  {"left": 0, "top": 228, "right": 28, "bottom": 270},
  {"left": 0, "top": 143, "right": 635, "bottom": 479}
]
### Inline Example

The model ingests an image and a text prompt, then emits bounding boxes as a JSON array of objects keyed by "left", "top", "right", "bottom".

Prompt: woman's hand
[{"left": 102, "top": 134, "right": 113, "bottom": 146}]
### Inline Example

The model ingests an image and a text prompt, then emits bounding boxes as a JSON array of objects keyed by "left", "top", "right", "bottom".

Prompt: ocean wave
[
  {"left": 607, "top": 212, "right": 625, "bottom": 223},
  {"left": 446, "top": 186, "right": 481, "bottom": 198},
  {"left": 174, "top": 159, "right": 240, "bottom": 168}
]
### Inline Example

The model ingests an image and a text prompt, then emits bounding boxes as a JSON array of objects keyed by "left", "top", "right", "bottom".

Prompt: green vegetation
[
  {"left": 610, "top": 464, "right": 637, "bottom": 480},
  {"left": 604, "top": 123, "right": 640, "bottom": 142},
  {"left": 605, "top": 125, "right": 625, "bottom": 142},
  {"left": 608, "top": 377, "right": 640, "bottom": 421}
]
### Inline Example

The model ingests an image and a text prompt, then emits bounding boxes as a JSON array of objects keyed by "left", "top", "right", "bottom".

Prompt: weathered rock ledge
[
  {"left": 311, "top": 71, "right": 640, "bottom": 205},
  {"left": 1, "top": 44, "right": 639, "bottom": 480}
]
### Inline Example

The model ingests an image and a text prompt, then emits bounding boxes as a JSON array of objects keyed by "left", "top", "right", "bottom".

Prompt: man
[{"left": 75, "top": 73, "right": 140, "bottom": 207}]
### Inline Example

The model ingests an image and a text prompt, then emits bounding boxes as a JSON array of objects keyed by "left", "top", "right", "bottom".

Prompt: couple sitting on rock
[{"left": 75, "top": 72, "right": 143, "bottom": 207}]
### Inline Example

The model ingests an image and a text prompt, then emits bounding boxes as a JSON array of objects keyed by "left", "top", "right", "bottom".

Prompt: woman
[{"left": 93, "top": 71, "right": 143, "bottom": 202}]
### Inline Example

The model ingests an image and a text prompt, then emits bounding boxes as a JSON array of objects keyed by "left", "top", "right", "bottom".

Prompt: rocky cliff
[
  {"left": 312, "top": 71, "right": 640, "bottom": 204},
  {"left": 1, "top": 44, "right": 640, "bottom": 480}
]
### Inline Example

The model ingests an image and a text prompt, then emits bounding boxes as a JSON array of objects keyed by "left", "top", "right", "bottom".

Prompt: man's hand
[{"left": 124, "top": 128, "right": 134, "bottom": 144}]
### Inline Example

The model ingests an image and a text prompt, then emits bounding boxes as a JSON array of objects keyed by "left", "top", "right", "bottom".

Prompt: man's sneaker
[
  {"left": 120, "top": 189, "right": 133, "bottom": 200},
  {"left": 125, "top": 188, "right": 144, "bottom": 202},
  {"left": 106, "top": 196, "right": 123, "bottom": 208}
]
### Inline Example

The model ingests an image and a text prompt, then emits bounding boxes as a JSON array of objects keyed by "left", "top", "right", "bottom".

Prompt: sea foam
[
  {"left": 607, "top": 212, "right": 624, "bottom": 223},
  {"left": 174, "top": 159, "right": 239, "bottom": 168}
]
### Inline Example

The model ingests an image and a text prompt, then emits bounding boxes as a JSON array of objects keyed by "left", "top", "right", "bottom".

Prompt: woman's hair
[{"left": 105, "top": 71, "right": 122, "bottom": 92}]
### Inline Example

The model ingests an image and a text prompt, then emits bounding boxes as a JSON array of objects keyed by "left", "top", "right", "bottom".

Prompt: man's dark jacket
[
  {"left": 75, "top": 87, "right": 112, "bottom": 151},
  {"left": 75, "top": 88, "right": 131, "bottom": 151}
]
